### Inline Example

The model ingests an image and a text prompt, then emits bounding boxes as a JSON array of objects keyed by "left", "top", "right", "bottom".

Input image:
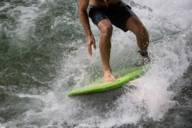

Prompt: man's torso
[{"left": 89, "top": 0, "right": 122, "bottom": 7}]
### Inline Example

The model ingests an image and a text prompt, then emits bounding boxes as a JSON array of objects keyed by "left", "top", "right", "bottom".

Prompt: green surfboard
[{"left": 67, "top": 65, "right": 148, "bottom": 96}]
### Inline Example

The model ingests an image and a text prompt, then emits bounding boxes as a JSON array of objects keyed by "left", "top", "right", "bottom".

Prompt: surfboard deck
[{"left": 67, "top": 65, "right": 148, "bottom": 96}]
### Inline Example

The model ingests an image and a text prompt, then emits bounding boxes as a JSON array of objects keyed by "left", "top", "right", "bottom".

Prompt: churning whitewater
[{"left": 0, "top": 0, "right": 192, "bottom": 128}]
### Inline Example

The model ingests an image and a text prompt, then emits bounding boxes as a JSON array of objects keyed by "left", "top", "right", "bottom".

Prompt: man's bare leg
[
  {"left": 98, "top": 19, "right": 116, "bottom": 82},
  {"left": 126, "top": 16, "right": 150, "bottom": 64}
]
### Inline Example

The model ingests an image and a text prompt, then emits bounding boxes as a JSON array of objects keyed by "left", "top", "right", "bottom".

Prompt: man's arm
[
  {"left": 78, "top": 0, "right": 96, "bottom": 56},
  {"left": 78, "top": 0, "right": 92, "bottom": 37}
]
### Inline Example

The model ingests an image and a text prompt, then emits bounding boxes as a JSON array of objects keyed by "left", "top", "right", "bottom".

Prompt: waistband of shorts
[{"left": 88, "top": 1, "right": 123, "bottom": 10}]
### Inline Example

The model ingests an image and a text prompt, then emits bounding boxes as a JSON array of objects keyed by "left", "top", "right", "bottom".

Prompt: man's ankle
[{"left": 138, "top": 50, "right": 149, "bottom": 58}]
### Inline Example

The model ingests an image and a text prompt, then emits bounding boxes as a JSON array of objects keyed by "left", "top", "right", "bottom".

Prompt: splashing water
[{"left": 0, "top": 0, "right": 192, "bottom": 128}]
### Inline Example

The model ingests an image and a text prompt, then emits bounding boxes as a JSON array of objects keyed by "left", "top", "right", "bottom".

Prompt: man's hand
[
  {"left": 78, "top": 0, "right": 95, "bottom": 56},
  {"left": 87, "top": 35, "right": 96, "bottom": 56}
]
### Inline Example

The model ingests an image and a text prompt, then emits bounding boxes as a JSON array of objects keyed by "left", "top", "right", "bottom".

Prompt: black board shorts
[{"left": 88, "top": 2, "right": 136, "bottom": 32}]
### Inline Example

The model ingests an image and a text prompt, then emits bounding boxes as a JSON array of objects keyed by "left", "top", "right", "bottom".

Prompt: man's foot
[
  {"left": 135, "top": 50, "right": 151, "bottom": 66},
  {"left": 103, "top": 71, "right": 116, "bottom": 82},
  {"left": 142, "top": 56, "right": 150, "bottom": 64},
  {"left": 139, "top": 50, "right": 151, "bottom": 65}
]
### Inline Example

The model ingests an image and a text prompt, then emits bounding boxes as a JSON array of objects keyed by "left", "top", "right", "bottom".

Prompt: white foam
[
  {"left": 4, "top": 0, "right": 192, "bottom": 127},
  {"left": 38, "top": 0, "right": 192, "bottom": 127},
  {"left": 100, "top": 0, "right": 192, "bottom": 126}
]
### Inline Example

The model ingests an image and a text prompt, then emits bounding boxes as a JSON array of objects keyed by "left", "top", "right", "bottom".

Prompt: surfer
[{"left": 78, "top": 0, "right": 150, "bottom": 82}]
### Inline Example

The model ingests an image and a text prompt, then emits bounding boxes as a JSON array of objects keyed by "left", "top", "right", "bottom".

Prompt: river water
[{"left": 0, "top": 0, "right": 192, "bottom": 128}]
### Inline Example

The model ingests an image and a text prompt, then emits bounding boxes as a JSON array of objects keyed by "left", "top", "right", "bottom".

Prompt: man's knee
[
  {"left": 100, "top": 25, "right": 113, "bottom": 37},
  {"left": 98, "top": 21, "right": 113, "bottom": 37}
]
